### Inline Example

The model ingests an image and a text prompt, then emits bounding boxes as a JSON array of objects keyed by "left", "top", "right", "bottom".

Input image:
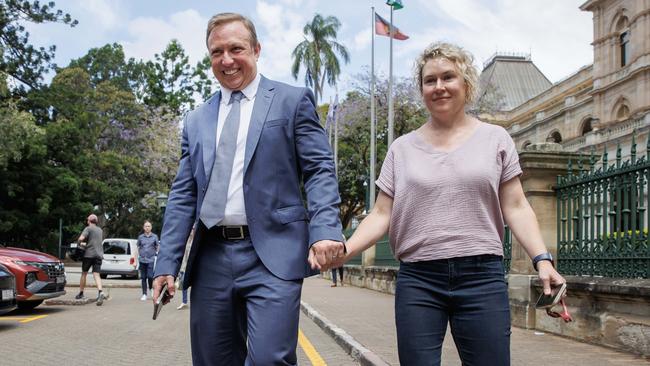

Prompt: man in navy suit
[{"left": 152, "top": 12, "right": 344, "bottom": 366}]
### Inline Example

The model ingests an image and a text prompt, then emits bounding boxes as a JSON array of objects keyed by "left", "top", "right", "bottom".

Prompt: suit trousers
[
  {"left": 395, "top": 255, "right": 511, "bottom": 366},
  {"left": 190, "top": 227, "right": 303, "bottom": 366}
]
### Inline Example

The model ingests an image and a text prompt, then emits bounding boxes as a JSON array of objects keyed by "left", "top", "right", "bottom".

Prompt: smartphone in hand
[
  {"left": 152, "top": 282, "right": 171, "bottom": 320},
  {"left": 535, "top": 283, "right": 567, "bottom": 309}
]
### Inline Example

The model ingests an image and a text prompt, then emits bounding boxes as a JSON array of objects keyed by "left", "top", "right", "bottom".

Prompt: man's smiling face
[{"left": 208, "top": 20, "right": 260, "bottom": 91}]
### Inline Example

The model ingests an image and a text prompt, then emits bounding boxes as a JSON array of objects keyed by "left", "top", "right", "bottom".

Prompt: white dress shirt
[{"left": 215, "top": 73, "right": 261, "bottom": 226}]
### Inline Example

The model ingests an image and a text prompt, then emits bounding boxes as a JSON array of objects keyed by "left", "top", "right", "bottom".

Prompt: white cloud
[
  {"left": 410, "top": 0, "right": 592, "bottom": 82},
  {"left": 254, "top": 1, "right": 307, "bottom": 83},
  {"left": 279, "top": 0, "right": 303, "bottom": 7},
  {"left": 121, "top": 9, "right": 209, "bottom": 65},
  {"left": 77, "top": 0, "right": 122, "bottom": 30},
  {"left": 352, "top": 29, "right": 372, "bottom": 51}
]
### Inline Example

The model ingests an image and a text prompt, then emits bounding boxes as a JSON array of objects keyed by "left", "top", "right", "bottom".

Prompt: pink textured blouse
[{"left": 375, "top": 122, "right": 522, "bottom": 262}]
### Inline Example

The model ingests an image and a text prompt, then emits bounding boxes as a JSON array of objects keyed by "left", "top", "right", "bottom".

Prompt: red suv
[{"left": 0, "top": 247, "right": 66, "bottom": 310}]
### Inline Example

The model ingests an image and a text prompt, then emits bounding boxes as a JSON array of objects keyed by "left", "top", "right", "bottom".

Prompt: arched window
[
  {"left": 612, "top": 97, "right": 631, "bottom": 122},
  {"left": 620, "top": 31, "right": 630, "bottom": 67},
  {"left": 547, "top": 131, "right": 562, "bottom": 143},
  {"left": 581, "top": 118, "right": 593, "bottom": 135},
  {"left": 613, "top": 14, "right": 630, "bottom": 67},
  {"left": 522, "top": 141, "right": 532, "bottom": 150},
  {"left": 616, "top": 104, "right": 630, "bottom": 121}
]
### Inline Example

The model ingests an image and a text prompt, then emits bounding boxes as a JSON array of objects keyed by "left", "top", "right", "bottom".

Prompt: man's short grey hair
[
  {"left": 206, "top": 13, "right": 259, "bottom": 48},
  {"left": 413, "top": 42, "right": 479, "bottom": 105}
]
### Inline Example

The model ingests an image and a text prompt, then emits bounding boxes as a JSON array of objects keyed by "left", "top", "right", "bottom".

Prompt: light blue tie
[{"left": 200, "top": 91, "right": 244, "bottom": 228}]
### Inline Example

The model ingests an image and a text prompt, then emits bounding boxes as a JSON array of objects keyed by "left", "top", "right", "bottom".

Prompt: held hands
[
  {"left": 537, "top": 261, "right": 566, "bottom": 295},
  {"left": 308, "top": 240, "right": 345, "bottom": 271},
  {"left": 152, "top": 275, "right": 175, "bottom": 305}
]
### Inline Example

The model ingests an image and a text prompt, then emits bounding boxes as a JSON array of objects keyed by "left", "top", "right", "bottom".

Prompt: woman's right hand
[{"left": 537, "top": 260, "right": 565, "bottom": 295}]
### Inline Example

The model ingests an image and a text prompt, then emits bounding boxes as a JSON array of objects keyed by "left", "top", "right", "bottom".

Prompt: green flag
[{"left": 386, "top": 0, "right": 404, "bottom": 10}]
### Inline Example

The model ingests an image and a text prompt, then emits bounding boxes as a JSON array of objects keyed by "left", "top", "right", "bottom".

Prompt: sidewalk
[{"left": 301, "top": 276, "right": 650, "bottom": 366}]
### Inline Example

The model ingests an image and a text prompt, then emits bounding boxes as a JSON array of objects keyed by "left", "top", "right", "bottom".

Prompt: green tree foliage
[
  {"left": 143, "top": 40, "right": 216, "bottom": 115},
  {"left": 0, "top": 0, "right": 77, "bottom": 93},
  {"left": 291, "top": 14, "right": 350, "bottom": 103},
  {"left": 0, "top": 40, "right": 190, "bottom": 250},
  {"left": 0, "top": 73, "right": 43, "bottom": 169}
]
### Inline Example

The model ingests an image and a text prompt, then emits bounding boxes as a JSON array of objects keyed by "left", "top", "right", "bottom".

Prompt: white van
[{"left": 99, "top": 238, "right": 139, "bottom": 279}]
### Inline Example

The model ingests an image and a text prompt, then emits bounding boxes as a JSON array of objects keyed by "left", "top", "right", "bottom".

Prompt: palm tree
[{"left": 291, "top": 14, "right": 350, "bottom": 103}]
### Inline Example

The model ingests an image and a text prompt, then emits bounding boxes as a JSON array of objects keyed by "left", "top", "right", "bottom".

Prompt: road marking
[
  {"left": 0, "top": 315, "right": 48, "bottom": 323},
  {"left": 298, "top": 328, "right": 327, "bottom": 366},
  {"left": 20, "top": 315, "right": 48, "bottom": 323}
]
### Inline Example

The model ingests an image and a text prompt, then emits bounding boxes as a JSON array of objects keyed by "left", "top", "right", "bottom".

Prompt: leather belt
[{"left": 214, "top": 225, "right": 250, "bottom": 240}]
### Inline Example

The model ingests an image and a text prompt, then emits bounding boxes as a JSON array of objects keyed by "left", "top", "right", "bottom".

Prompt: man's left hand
[{"left": 308, "top": 240, "right": 344, "bottom": 271}]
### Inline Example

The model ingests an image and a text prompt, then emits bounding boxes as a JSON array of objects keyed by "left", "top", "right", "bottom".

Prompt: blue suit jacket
[{"left": 154, "top": 76, "right": 342, "bottom": 288}]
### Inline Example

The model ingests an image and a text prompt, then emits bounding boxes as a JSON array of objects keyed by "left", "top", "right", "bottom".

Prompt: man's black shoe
[{"left": 75, "top": 293, "right": 84, "bottom": 300}]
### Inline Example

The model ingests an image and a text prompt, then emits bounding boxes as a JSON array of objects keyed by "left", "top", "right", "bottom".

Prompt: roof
[{"left": 477, "top": 53, "right": 552, "bottom": 111}]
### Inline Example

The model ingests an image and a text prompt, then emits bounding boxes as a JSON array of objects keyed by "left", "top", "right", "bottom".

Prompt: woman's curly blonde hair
[{"left": 413, "top": 42, "right": 479, "bottom": 105}]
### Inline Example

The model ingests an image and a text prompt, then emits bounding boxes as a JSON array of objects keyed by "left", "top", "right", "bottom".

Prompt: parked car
[
  {"left": 0, "top": 247, "right": 66, "bottom": 310},
  {"left": 65, "top": 242, "right": 85, "bottom": 262},
  {"left": 0, "top": 263, "right": 17, "bottom": 315},
  {"left": 99, "top": 238, "right": 139, "bottom": 279}
]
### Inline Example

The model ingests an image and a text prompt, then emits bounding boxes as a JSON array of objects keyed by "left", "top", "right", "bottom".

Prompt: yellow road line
[
  {"left": 298, "top": 328, "right": 327, "bottom": 366},
  {"left": 20, "top": 315, "right": 48, "bottom": 323},
  {"left": 0, "top": 315, "right": 48, "bottom": 323}
]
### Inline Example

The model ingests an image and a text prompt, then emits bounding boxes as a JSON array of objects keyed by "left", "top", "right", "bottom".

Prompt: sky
[{"left": 25, "top": 0, "right": 594, "bottom": 104}]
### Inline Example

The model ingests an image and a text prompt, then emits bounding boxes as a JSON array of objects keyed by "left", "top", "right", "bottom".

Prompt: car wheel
[
  {"left": 17, "top": 300, "right": 43, "bottom": 311},
  {"left": 100, "top": 274, "right": 107, "bottom": 279}
]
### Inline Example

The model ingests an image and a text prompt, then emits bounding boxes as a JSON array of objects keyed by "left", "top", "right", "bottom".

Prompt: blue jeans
[
  {"left": 395, "top": 255, "right": 511, "bottom": 366},
  {"left": 139, "top": 261, "right": 154, "bottom": 295}
]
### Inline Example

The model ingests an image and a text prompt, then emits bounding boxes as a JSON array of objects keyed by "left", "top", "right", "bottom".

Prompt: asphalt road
[{"left": 0, "top": 267, "right": 357, "bottom": 366}]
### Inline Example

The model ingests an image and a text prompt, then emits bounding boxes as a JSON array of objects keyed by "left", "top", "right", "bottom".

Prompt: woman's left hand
[{"left": 537, "top": 260, "right": 565, "bottom": 295}]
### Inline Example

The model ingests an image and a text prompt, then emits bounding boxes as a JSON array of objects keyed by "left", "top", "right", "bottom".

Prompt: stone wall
[{"left": 333, "top": 267, "right": 650, "bottom": 357}]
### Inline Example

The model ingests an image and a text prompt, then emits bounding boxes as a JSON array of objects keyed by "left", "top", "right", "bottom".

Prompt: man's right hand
[{"left": 152, "top": 275, "right": 175, "bottom": 304}]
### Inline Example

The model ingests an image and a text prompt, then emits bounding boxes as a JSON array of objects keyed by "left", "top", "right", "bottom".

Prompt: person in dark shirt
[{"left": 136, "top": 220, "right": 159, "bottom": 300}]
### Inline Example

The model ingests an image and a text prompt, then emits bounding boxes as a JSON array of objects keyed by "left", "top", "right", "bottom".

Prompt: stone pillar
[
  {"left": 362, "top": 247, "right": 376, "bottom": 267},
  {"left": 510, "top": 142, "right": 593, "bottom": 274},
  {"left": 508, "top": 142, "right": 592, "bottom": 328},
  {"left": 354, "top": 213, "right": 376, "bottom": 267}
]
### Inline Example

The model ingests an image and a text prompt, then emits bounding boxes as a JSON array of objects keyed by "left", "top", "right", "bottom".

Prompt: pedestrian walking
[
  {"left": 136, "top": 220, "right": 159, "bottom": 300},
  {"left": 332, "top": 42, "right": 566, "bottom": 366},
  {"left": 330, "top": 266, "right": 343, "bottom": 287},
  {"left": 75, "top": 214, "right": 106, "bottom": 306}
]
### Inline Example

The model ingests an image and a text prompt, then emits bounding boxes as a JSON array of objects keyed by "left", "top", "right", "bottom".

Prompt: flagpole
[
  {"left": 370, "top": 7, "right": 377, "bottom": 212},
  {"left": 334, "top": 93, "right": 339, "bottom": 177},
  {"left": 387, "top": 4, "right": 394, "bottom": 147},
  {"left": 328, "top": 97, "right": 333, "bottom": 147}
]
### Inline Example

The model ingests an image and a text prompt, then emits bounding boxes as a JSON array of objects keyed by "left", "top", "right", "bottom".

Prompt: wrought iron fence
[
  {"left": 555, "top": 136, "right": 650, "bottom": 278},
  {"left": 503, "top": 225, "right": 512, "bottom": 273}
]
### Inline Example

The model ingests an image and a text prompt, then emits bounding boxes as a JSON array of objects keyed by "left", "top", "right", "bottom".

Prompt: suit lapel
[
  {"left": 202, "top": 92, "right": 221, "bottom": 179},
  {"left": 244, "top": 76, "right": 275, "bottom": 174}
]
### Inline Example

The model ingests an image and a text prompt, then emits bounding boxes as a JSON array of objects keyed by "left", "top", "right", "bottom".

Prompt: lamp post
[
  {"left": 155, "top": 193, "right": 168, "bottom": 224},
  {"left": 363, "top": 178, "right": 370, "bottom": 214}
]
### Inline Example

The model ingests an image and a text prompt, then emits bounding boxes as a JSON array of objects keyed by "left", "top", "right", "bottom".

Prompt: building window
[
  {"left": 620, "top": 31, "right": 630, "bottom": 67},
  {"left": 581, "top": 118, "right": 593, "bottom": 135},
  {"left": 522, "top": 141, "right": 532, "bottom": 150},
  {"left": 616, "top": 104, "right": 630, "bottom": 121},
  {"left": 547, "top": 131, "right": 562, "bottom": 143}
]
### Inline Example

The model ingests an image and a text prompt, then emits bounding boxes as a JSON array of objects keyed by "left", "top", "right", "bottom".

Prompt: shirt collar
[{"left": 220, "top": 73, "right": 261, "bottom": 104}]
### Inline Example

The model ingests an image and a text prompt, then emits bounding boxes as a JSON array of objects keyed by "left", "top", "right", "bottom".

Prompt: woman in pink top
[{"left": 332, "top": 42, "right": 566, "bottom": 365}]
